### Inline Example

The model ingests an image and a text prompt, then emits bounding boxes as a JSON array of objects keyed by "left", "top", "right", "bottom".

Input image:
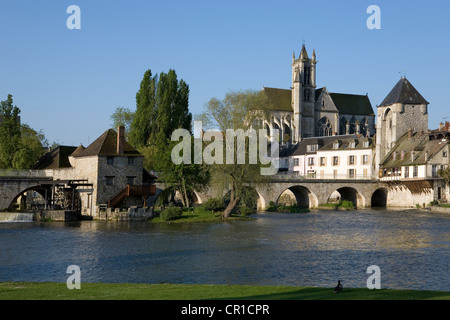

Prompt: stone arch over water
[
  {"left": 371, "top": 188, "right": 388, "bottom": 207},
  {"left": 276, "top": 185, "right": 318, "bottom": 209},
  {"left": 328, "top": 186, "right": 365, "bottom": 208}
]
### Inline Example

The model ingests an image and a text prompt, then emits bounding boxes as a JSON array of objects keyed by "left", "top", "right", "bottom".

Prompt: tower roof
[
  {"left": 379, "top": 77, "right": 429, "bottom": 107},
  {"left": 300, "top": 44, "right": 308, "bottom": 60}
]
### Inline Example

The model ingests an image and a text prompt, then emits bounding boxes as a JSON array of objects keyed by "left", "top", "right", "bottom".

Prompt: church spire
[{"left": 300, "top": 44, "right": 308, "bottom": 60}]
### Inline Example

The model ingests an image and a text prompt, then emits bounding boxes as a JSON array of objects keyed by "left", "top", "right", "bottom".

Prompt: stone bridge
[
  {"left": 0, "top": 170, "right": 404, "bottom": 212},
  {"left": 0, "top": 170, "right": 54, "bottom": 210},
  {"left": 151, "top": 176, "right": 387, "bottom": 210}
]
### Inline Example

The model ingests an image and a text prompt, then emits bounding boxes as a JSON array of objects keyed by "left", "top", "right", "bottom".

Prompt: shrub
[
  {"left": 203, "top": 198, "right": 226, "bottom": 212},
  {"left": 193, "top": 205, "right": 213, "bottom": 215},
  {"left": 339, "top": 200, "right": 355, "bottom": 208},
  {"left": 160, "top": 207, "right": 182, "bottom": 221},
  {"left": 239, "top": 206, "right": 254, "bottom": 216}
]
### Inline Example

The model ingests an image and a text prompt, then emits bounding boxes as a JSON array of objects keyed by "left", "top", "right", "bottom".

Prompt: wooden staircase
[{"left": 108, "top": 185, "right": 156, "bottom": 208}]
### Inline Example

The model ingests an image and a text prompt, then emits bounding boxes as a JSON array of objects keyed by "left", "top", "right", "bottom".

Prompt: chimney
[
  {"left": 445, "top": 121, "right": 450, "bottom": 132},
  {"left": 117, "top": 125, "right": 125, "bottom": 154},
  {"left": 408, "top": 127, "right": 413, "bottom": 139},
  {"left": 411, "top": 151, "right": 415, "bottom": 162},
  {"left": 400, "top": 150, "right": 405, "bottom": 160},
  {"left": 439, "top": 122, "right": 444, "bottom": 131},
  {"left": 425, "top": 150, "right": 429, "bottom": 162},
  {"left": 393, "top": 151, "right": 398, "bottom": 160}
]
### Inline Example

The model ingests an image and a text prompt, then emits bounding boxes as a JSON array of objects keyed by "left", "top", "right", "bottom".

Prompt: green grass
[
  {"left": 150, "top": 210, "right": 254, "bottom": 223},
  {"left": 0, "top": 282, "right": 448, "bottom": 300}
]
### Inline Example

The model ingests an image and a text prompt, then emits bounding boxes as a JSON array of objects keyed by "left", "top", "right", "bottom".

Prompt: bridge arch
[
  {"left": 371, "top": 188, "right": 388, "bottom": 208},
  {"left": 328, "top": 186, "right": 366, "bottom": 208},
  {"left": 277, "top": 185, "right": 318, "bottom": 209}
]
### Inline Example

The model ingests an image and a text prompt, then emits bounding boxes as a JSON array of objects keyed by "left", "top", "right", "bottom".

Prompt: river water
[{"left": 0, "top": 209, "right": 448, "bottom": 291}]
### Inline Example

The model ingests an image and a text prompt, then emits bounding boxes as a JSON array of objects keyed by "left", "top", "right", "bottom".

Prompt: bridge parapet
[{"left": 0, "top": 169, "right": 54, "bottom": 179}]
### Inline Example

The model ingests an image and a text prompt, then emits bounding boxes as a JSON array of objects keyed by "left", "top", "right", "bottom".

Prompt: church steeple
[{"left": 300, "top": 44, "right": 308, "bottom": 60}]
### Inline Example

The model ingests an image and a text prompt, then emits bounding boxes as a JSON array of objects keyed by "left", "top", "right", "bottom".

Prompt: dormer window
[
  {"left": 363, "top": 140, "right": 369, "bottom": 148},
  {"left": 333, "top": 141, "right": 340, "bottom": 149},
  {"left": 350, "top": 140, "right": 356, "bottom": 148}
]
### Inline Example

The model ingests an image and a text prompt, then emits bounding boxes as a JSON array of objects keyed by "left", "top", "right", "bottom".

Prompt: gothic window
[
  {"left": 304, "top": 66, "right": 310, "bottom": 85},
  {"left": 318, "top": 117, "right": 332, "bottom": 137}
]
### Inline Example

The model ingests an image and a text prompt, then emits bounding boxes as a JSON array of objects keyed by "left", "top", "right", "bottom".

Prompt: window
[
  {"left": 284, "top": 159, "right": 289, "bottom": 167},
  {"left": 307, "top": 144, "right": 318, "bottom": 152},
  {"left": 333, "top": 156, "right": 339, "bottom": 166},
  {"left": 444, "top": 151, "right": 448, "bottom": 157},
  {"left": 105, "top": 176, "right": 114, "bottom": 186},
  {"left": 333, "top": 142, "right": 340, "bottom": 149},
  {"left": 294, "top": 158, "right": 299, "bottom": 166},
  {"left": 320, "top": 157, "right": 326, "bottom": 166},
  {"left": 107, "top": 156, "right": 114, "bottom": 165},
  {"left": 413, "top": 166, "right": 418, "bottom": 178},
  {"left": 128, "top": 157, "right": 136, "bottom": 165},
  {"left": 127, "top": 176, "right": 136, "bottom": 186},
  {"left": 404, "top": 167, "right": 409, "bottom": 178},
  {"left": 362, "top": 154, "right": 369, "bottom": 165},
  {"left": 349, "top": 155, "right": 355, "bottom": 165},
  {"left": 308, "top": 157, "right": 315, "bottom": 166},
  {"left": 363, "top": 140, "right": 370, "bottom": 148},
  {"left": 348, "top": 169, "right": 356, "bottom": 178}
]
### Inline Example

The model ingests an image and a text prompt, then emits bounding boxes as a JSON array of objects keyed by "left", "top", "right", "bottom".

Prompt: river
[{"left": 0, "top": 209, "right": 448, "bottom": 291}]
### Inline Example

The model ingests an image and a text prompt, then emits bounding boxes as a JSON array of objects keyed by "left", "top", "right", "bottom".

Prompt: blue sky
[{"left": 0, "top": 0, "right": 449, "bottom": 146}]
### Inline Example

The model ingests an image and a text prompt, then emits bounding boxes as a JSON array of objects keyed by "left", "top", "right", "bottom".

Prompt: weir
[{"left": 0, "top": 212, "right": 34, "bottom": 223}]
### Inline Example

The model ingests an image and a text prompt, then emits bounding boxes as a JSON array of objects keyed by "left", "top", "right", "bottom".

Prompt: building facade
[{"left": 262, "top": 45, "right": 376, "bottom": 145}]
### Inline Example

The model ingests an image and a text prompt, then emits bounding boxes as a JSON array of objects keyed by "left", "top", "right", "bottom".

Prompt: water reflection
[{"left": 0, "top": 209, "right": 448, "bottom": 291}]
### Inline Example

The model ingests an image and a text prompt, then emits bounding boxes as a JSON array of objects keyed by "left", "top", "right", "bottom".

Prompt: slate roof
[
  {"left": 379, "top": 77, "right": 429, "bottom": 107},
  {"left": 73, "top": 129, "right": 141, "bottom": 158},
  {"left": 262, "top": 87, "right": 292, "bottom": 112},
  {"left": 33, "top": 146, "right": 78, "bottom": 169},
  {"left": 380, "top": 131, "right": 447, "bottom": 168},
  {"left": 262, "top": 86, "right": 374, "bottom": 116},
  {"left": 329, "top": 93, "right": 374, "bottom": 116},
  {"left": 280, "top": 135, "right": 356, "bottom": 157}
]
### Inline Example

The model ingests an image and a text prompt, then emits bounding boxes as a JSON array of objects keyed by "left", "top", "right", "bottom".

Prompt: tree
[
  {"left": 110, "top": 107, "right": 134, "bottom": 139},
  {"left": 0, "top": 95, "right": 48, "bottom": 169},
  {"left": 0, "top": 94, "right": 21, "bottom": 168},
  {"left": 157, "top": 138, "right": 210, "bottom": 208},
  {"left": 200, "top": 89, "right": 274, "bottom": 218},
  {"left": 13, "top": 124, "right": 48, "bottom": 169},
  {"left": 129, "top": 69, "right": 158, "bottom": 148}
]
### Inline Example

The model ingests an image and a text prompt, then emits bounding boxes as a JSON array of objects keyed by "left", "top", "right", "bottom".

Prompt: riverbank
[{"left": 0, "top": 282, "right": 448, "bottom": 300}]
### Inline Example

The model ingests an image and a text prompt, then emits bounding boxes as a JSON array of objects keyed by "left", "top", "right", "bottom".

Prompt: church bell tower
[{"left": 292, "top": 44, "right": 317, "bottom": 141}]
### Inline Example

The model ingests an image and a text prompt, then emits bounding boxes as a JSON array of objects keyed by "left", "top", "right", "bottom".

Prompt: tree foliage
[
  {"left": 0, "top": 95, "right": 47, "bottom": 169},
  {"left": 200, "top": 89, "right": 273, "bottom": 218},
  {"left": 110, "top": 107, "right": 134, "bottom": 139}
]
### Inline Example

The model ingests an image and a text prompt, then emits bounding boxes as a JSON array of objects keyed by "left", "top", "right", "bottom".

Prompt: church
[{"left": 262, "top": 44, "right": 375, "bottom": 145}]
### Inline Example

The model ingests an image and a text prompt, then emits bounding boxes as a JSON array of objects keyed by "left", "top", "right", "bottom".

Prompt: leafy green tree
[
  {"left": 110, "top": 107, "right": 134, "bottom": 139},
  {"left": 129, "top": 69, "right": 158, "bottom": 148},
  {"left": 13, "top": 125, "right": 48, "bottom": 169},
  {"left": 200, "top": 89, "right": 273, "bottom": 218},
  {"left": 156, "top": 138, "right": 210, "bottom": 208},
  {"left": 0, "top": 94, "right": 21, "bottom": 168}
]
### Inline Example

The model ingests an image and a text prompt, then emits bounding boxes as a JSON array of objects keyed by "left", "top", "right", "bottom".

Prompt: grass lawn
[{"left": 0, "top": 282, "right": 448, "bottom": 300}]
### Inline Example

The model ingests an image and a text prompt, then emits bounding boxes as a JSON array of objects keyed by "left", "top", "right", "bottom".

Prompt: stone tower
[
  {"left": 375, "top": 77, "right": 429, "bottom": 169},
  {"left": 292, "top": 44, "right": 317, "bottom": 142}
]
